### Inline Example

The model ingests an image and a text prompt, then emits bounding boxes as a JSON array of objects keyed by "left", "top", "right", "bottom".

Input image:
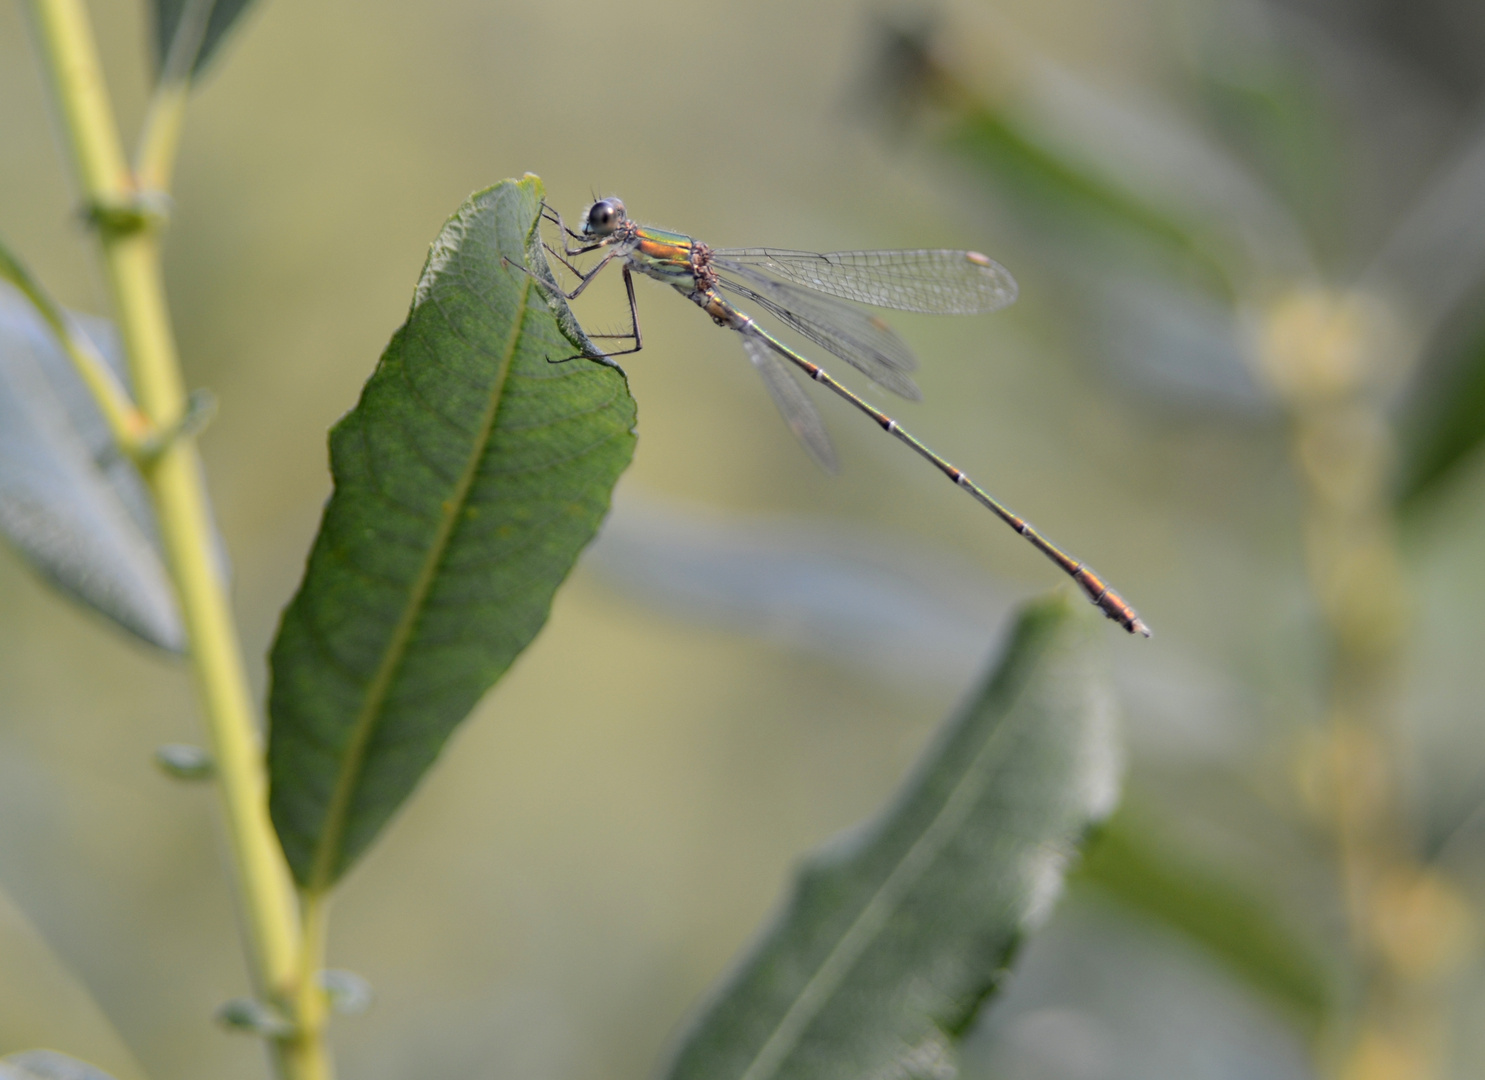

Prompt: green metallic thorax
[{"left": 628, "top": 227, "right": 702, "bottom": 294}]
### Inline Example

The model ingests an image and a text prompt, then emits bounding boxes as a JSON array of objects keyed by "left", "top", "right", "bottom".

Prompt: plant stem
[
  {"left": 0, "top": 237, "right": 151, "bottom": 453},
  {"left": 282, "top": 892, "right": 332, "bottom": 1078},
  {"left": 26, "top": 2, "right": 326, "bottom": 1076},
  {"left": 134, "top": 81, "right": 190, "bottom": 194},
  {"left": 1257, "top": 288, "right": 1468, "bottom": 1079},
  {"left": 134, "top": 0, "right": 214, "bottom": 191}
]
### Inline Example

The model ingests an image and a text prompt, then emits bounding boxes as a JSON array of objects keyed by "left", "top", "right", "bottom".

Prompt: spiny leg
[
  {"left": 562, "top": 248, "right": 626, "bottom": 300},
  {"left": 499, "top": 244, "right": 635, "bottom": 364},
  {"left": 540, "top": 200, "right": 601, "bottom": 256},
  {"left": 529, "top": 263, "right": 644, "bottom": 365},
  {"left": 509, "top": 244, "right": 623, "bottom": 302},
  {"left": 580, "top": 265, "right": 644, "bottom": 359},
  {"left": 542, "top": 241, "right": 597, "bottom": 289}
]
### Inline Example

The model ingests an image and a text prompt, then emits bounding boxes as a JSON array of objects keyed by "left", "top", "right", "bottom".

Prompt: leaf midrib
[
  {"left": 735, "top": 651, "right": 1051, "bottom": 1080},
  {"left": 305, "top": 264, "right": 534, "bottom": 895}
]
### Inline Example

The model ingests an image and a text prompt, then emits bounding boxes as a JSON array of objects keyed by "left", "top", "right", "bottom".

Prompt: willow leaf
[
  {"left": 150, "top": 0, "right": 256, "bottom": 78},
  {"left": 1396, "top": 319, "right": 1485, "bottom": 510},
  {"left": 0, "top": 284, "right": 183, "bottom": 652},
  {"left": 662, "top": 594, "right": 1120, "bottom": 1080},
  {"left": 1075, "top": 810, "right": 1330, "bottom": 1034},
  {"left": 267, "top": 175, "right": 636, "bottom": 889},
  {"left": 0, "top": 1052, "right": 118, "bottom": 1080}
]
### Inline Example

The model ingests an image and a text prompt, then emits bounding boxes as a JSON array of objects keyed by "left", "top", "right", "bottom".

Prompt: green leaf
[
  {"left": 661, "top": 594, "right": 1120, "bottom": 1080},
  {"left": 0, "top": 286, "right": 184, "bottom": 652},
  {"left": 267, "top": 175, "right": 637, "bottom": 890},
  {"left": 1395, "top": 318, "right": 1485, "bottom": 510},
  {"left": 1367, "top": 125, "right": 1485, "bottom": 349},
  {"left": 150, "top": 0, "right": 257, "bottom": 79},
  {"left": 152, "top": 743, "right": 214, "bottom": 780},
  {"left": 0, "top": 1052, "right": 119, "bottom": 1080},
  {"left": 954, "top": 113, "right": 1200, "bottom": 251},
  {"left": 319, "top": 969, "right": 373, "bottom": 1015},
  {"left": 214, "top": 998, "right": 293, "bottom": 1037},
  {"left": 1074, "top": 809, "right": 1331, "bottom": 1035},
  {"left": 1378, "top": 127, "right": 1485, "bottom": 508},
  {"left": 861, "top": 21, "right": 1250, "bottom": 298},
  {"left": 1191, "top": 46, "right": 1346, "bottom": 257}
]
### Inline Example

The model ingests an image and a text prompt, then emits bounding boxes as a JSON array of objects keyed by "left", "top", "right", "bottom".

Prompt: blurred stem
[
  {"left": 26, "top": 3, "right": 327, "bottom": 1078},
  {"left": 134, "top": 80, "right": 190, "bottom": 194},
  {"left": 1259, "top": 289, "right": 1470, "bottom": 1080},
  {"left": 134, "top": 0, "right": 214, "bottom": 191},
  {"left": 0, "top": 236, "right": 151, "bottom": 453}
]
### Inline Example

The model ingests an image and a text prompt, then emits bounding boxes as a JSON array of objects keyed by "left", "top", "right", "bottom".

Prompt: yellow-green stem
[
  {"left": 134, "top": 0, "right": 212, "bottom": 191},
  {"left": 280, "top": 892, "right": 332, "bottom": 1078},
  {"left": 26, "top": 2, "right": 325, "bottom": 1076},
  {"left": 1258, "top": 288, "right": 1449, "bottom": 1078},
  {"left": 134, "top": 81, "right": 189, "bottom": 193},
  {"left": 0, "top": 240, "right": 150, "bottom": 452}
]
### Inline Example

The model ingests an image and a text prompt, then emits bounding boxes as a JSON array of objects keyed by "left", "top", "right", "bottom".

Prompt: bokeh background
[{"left": 3, "top": 1, "right": 1485, "bottom": 1078}]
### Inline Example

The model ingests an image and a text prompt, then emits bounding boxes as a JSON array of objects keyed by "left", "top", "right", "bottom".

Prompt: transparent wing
[
  {"left": 738, "top": 329, "right": 837, "bottom": 473},
  {"left": 710, "top": 248, "right": 1018, "bottom": 314},
  {"left": 716, "top": 266, "right": 922, "bottom": 401}
]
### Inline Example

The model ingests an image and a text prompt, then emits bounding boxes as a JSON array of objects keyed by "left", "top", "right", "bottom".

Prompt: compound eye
[{"left": 584, "top": 198, "right": 625, "bottom": 236}]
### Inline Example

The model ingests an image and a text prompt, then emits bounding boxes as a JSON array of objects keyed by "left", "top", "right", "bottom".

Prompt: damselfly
[{"left": 535, "top": 198, "right": 1149, "bottom": 637}]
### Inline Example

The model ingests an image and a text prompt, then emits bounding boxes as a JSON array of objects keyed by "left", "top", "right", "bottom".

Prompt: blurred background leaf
[
  {"left": 150, "top": 0, "right": 259, "bottom": 79},
  {"left": 1396, "top": 317, "right": 1485, "bottom": 510},
  {"left": 958, "top": 890, "right": 1316, "bottom": 1080},
  {"left": 0, "top": 1051, "right": 121, "bottom": 1080},
  {"left": 0, "top": 886, "right": 147, "bottom": 1080},
  {"left": 1074, "top": 808, "right": 1331, "bottom": 1037},
  {"left": 663, "top": 595, "right": 1120, "bottom": 1080},
  {"left": 0, "top": 287, "right": 183, "bottom": 652},
  {"left": 1376, "top": 121, "right": 1485, "bottom": 510},
  {"left": 267, "top": 177, "right": 637, "bottom": 889},
  {"left": 862, "top": 18, "right": 1308, "bottom": 297},
  {"left": 586, "top": 490, "right": 1015, "bottom": 686}
]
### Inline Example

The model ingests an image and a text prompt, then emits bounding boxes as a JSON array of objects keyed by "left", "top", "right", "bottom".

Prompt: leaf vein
[
  {"left": 303, "top": 261, "right": 535, "bottom": 893},
  {"left": 736, "top": 663, "right": 1046, "bottom": 1080}
]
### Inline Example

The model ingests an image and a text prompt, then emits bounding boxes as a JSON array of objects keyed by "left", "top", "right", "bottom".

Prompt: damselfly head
[{"left": 582, "top": 197, "right": 627, "bottom": 237}]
